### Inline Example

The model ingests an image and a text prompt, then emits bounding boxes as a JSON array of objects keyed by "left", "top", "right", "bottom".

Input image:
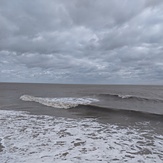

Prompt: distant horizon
[{"left": 0, "top": 81, "right": 163, "bottom": 86}]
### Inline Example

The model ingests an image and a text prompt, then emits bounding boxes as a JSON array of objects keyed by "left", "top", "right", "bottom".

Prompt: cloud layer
[{"left": 0, "top": 0, "right": 163, "bottom": 84}]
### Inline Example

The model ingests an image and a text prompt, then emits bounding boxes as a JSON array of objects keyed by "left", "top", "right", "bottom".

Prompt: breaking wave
[{"left": 20, "top": 95, "right": 99, "bottom": 109}]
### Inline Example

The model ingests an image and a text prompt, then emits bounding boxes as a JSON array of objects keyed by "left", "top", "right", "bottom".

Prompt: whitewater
[
  {"left": 20, "top": 95, "right": 99, "bottom": 109},
  {"left": 0, "top": 110, "right": 163, "bottom": 163}
]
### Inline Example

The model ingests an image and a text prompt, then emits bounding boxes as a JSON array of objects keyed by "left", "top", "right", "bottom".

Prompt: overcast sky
[{"left": 0, "top": 0, "right": 163, "bottom": 84}]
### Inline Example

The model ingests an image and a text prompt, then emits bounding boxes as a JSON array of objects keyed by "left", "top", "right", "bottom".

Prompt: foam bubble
[
  {"left": 20, "top": 95, "right": 99, "bottom": 109},
  {"left": 0, "top": 110, "right": 163, "bottom": 163}
]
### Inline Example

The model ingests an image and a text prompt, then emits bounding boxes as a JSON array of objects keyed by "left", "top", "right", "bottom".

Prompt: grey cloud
[{"left": 0, "top": 0, "right": 163, "bottom": 84}]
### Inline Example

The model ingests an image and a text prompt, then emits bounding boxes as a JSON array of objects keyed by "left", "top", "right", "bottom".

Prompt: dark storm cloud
[{"left": 0, "top": 0, "right": 163, "bottom": 84}]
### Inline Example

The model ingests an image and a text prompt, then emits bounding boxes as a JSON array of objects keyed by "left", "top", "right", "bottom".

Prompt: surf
[{"left": 20, "top": 95, "right": 99, "bottom": 109}]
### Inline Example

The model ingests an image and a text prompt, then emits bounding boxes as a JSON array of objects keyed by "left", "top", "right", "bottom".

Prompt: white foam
[
  {"left": 20, "top": 95, "right": 99, "bottom": 109},
  {"left": 0, "top": 110, "right": 163, "bottom": 163},
  {"left": 118, "top": 94, "right": 133, "bottom": 99}
]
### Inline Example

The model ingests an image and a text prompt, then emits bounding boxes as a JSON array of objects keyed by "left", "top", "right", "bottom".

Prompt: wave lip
[{"left": 20, "top": 95, "right": 99, "bottom": 109}]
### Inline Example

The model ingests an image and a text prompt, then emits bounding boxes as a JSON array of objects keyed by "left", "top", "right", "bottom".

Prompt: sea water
[{"left": 0, "top": 83, "right": 163, "bottom": 162}]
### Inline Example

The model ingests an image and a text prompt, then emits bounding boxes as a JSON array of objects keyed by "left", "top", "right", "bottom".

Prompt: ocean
[{"left": 0, "top": 83, "right": 163, "bottom": 163}]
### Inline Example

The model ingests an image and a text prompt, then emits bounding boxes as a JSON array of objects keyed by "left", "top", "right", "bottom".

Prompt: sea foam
[
  {"left": 20, "top": 95, "right": 99, "bottom": 109},
  {"left": 0, "top": 110, "right": 163, "bottom": 163}
]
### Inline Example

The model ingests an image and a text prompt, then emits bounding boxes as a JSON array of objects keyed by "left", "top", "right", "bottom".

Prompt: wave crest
[
  {"left": 98, "top": 93, "right": 162, "bottom": 102},
  {"left": 20, "top": 95, "right": 99, "bottom": 109}
]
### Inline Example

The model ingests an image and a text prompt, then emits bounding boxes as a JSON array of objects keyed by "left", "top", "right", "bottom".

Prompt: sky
[{"left": 0, "top": 0, "right": 163, "bottom": 84}]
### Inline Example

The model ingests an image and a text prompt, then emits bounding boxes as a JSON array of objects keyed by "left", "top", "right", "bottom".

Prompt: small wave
[
  {"left": 20, "top": 95, "right": 99, "bottom": 109},
  {"left": 117, "top": 94, "right": 133, "bottom": 99},
  {"left": 98, "top": 93, "right": 162, "bottom": 102},
  {"left": 99, "top": 93, "right": 143, "bottom": 100}
]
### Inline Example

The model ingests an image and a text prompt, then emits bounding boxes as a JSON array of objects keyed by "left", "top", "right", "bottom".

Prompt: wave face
[
  {"left": 93, "top": 93, "right": 163, "bottom": 115},
  {"left": 20, "top": 95, "right": 99, "bottom": 109}
]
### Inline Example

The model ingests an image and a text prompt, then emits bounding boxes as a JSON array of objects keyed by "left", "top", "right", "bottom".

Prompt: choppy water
[{"left": 0, "top": 83, "right": 163, "bottom": 163}]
